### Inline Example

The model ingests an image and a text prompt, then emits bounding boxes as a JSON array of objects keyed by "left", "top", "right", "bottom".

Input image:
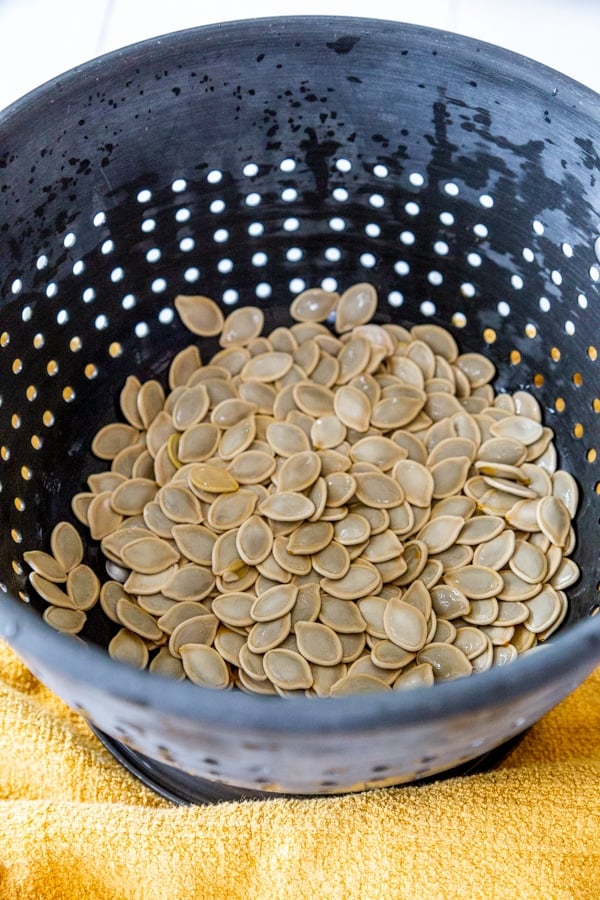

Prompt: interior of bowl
[{"left": 1, "top": 16, "right": 600, "bottom": 710}]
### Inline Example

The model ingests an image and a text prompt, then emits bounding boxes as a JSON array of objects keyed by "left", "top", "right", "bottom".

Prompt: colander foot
[{"left": 89, "top": 724, "right": 527, "bottom": 804}]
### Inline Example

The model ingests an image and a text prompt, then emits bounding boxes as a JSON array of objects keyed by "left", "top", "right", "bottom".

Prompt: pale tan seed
[
  {"left": 334, "top": 282, "right": 377, "bottom": 333},
  {"left": 444, "top": 565, "right": 503, "bottom": 600},
  {"left": 393, "top": 662, "right": 435, "bottom": 691},
  {"left": 333, "top": 513, "right": 371, "bottom": 546},
  {"left": 360, "top": 530, "right": 403, "bottom": 564},
  {"left": 87, "top": 491, "right": 124, "bottom": 540},
  {"left": 495, "top": 600, "right": 530, "bottom": 626},
  {"left": 178, "top": 423, "right": 221, "bottom": 463},
  {"left": 30, "top": 572, "right": 75, "bottom": 608},
  {"left": 262, "top": 649, "right": 313, "bottom": 690},
  {"left": 169, "top": 524, "right": 215, "bottom": 566},
  {"left": 333, "top": 385, "right": 371, "bottom": 433},
  {"left": 88, "top": 472, "right": 128, "bottom": 494},
  {"left": 110, "top": 478, "right": 157, "bottom": 517},
  {"left": 66, "top": 564, "right": 100, "bottom": 611},
  {"left": 169, "top": 614, "right": 219, "bottom": 658},
  {"left": 99, "top": 581, "right": 130, "bottom": 622},
  {"left": 138, "top": 593, "right": 179, "bottom": 617},
  {"left": 158, "top": 484, "right": 202, "bottom": 524},
  {"left": 240, "top": 351, "right": 293, "bottom": 382},
  {"left": 287, "top": 521, "right": 334, "bottom": 555},
  {"left": 218, "top": 415, "right": 256, "bottom": 460},
  {"left": 324, "top": 472, "right": 356, "bottom": 508},
  {"left": 432, "top": 618, "right": 456, "bottom": 643},
  {"left": 417, "top": 516, "right": 465, "bottom": 554},
  {"left": 429, "top": 584, "right": 471, "bottom": 620},
  {"left": 180, "top": 643, "right": 230, "bottom": 689},
  {"left": 295, "top": 621, "right": 343, "bottom": 665},
  {"left": 187, "top": 463, "right": 239, "bottom": 494},
  {"left": 394, "top": 540, "right": 428, "bottom": 585},
  {"left": 353, "top": 472, "right": 404, "bottom": 508},
  {"left": 462, "top": 597, "right": 499, "bottom": 626},
  {"left": 320, "top": 561, "right": 381, "bottom": 600},
  {"left": 220, "top": 305, "right": 264, "bottom": 347},
  {"left": 206, "top": 489, "right": 257, "bottom": 532},
  {"left": 251, "top": 584, "right": 298, "bottom": 622},
  {"left": 457, "top": 515, "right": 505, "bottom": 545},
  {"left": 417, "top": 642, "right": 472, "bottom": 680},
  {"left": 290, "top": 287, "right": 339, "bottom": 323},
  {"left": 277, "top": 451, "right": 322, "bottom": 493},
  {"left": 412, "top": 323, "right": 458, "bottom": 362},
  {"left": 455, "top": 352, "right": 496, "bottom": 388},
  {"left": 430, "top": 456, "right": 471, "bottom": 499},
  {"left": 523, "top": 585, "right": 562, "bottom": 633},
  {"left": 168, "top": 345, "right": 202, "bottom": 390},
  {"left": 162, "top": 564, "right": 215, "bottom": 601},
  {"left": 330, "top": 673, "right": 391, "bottom": 695},
  {"left": 135, "top": 379, "right": 165, "bottom": 430},
  {"left": 293, "top": 382, "right": 335, "bottom": 417},
  {"left": 489, "top": 415, "right": 543, "bottom": 446},
  {"left": 23, "top": 550, "right": 67, "bottom": 583},
  {"left": 170, "top": 385, "right": 210, "bottom": 431},
  {"left": 149, "top": 648, "right": 186, "bottom": 680},
  {"left": 383, "top": 596, "right": 428, "bottom": 652},
  {"left": 312, "top": 541, "right": 351, "bottom": 579},
  {"left": 258, "top": 492, "right": 315, "bottom": 522},
  {"left": 124, "top": 565, "right": 177, "bottom": 596},
  {"left": 116, "top": 597, "right": 164, "bottom": 641},
  {"left": 157, "top": 600, "right": 210, "bottom": 635},
  {"left": 370, "top": 394, "right": 424, "bottom": 430},
  {"left": 266, "top": 421, "right": 310, "bottom": 457},
  {"left": 119, "top": 536, "right": 180, "bottom": 574},
  {"left": 42, "top": 604, "right": 86, "bottom": 634},
  {"left": 370, "top": 640, "right": 415, "bottom": 670},
  {"left": 247, "top": 614, "right": 292, "bottom": 653},
  {"left": 91, "top": 423, "right": 140, "bottom": 461},
  {"left": 392, "top": 460, "right": 434, "bottom": 508},
  {"left": 49, "top": 521, "right": 83, "bottom": 573},
  {"left": 174, "top": 294, "right": 224, "bottom": 336},
  {"left": 318, "top": 595, "right": 366, "bottom": 634},
  {"left": 536, "top": 496, "right": 571, "bottom": 548},
  {"left": 509, "top": 540, "right": 548, "bottom": 584},
  {"left": 452, "top": 626, "right": 489, "bottom": 659},
  {"left": 550, "top": 557, "right": 580, "bottom": 591},
  {"left": 108, "top": 628, "right": 149, "bottom": 668},
  {"left": 111, "top": 442, "right": 148, "bottom": 478},
  {"left": 209, "top": 398, "right": 256, "bottom": 429}
]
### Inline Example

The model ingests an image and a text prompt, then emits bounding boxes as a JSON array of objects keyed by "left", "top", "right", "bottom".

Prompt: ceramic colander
[{"left": 1, "top": 17, "right": 599, "bottom": 800}]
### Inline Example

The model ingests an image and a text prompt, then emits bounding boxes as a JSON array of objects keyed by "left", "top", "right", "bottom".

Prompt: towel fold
[{"left": 1, "top": 639, "right": 598, "bottom": 900}]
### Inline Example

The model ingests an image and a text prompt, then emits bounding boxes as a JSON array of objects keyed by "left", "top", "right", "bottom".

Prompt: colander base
[{"left": 90, "top": 724, "right": 527, "bottom": 804}]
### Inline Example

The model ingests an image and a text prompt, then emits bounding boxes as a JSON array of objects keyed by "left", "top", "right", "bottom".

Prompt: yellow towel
[{"left": 0, "top": 639, "right": 598, "bottom": 900}]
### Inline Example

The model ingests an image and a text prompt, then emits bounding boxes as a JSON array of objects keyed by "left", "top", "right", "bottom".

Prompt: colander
[{"left": 1, "top": 16, "right": 599, "bottom": 801}]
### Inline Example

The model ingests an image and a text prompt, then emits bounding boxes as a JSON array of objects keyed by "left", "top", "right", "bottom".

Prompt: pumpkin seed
[
  {"left": 49, "top": 521, "right": 84, "bottom": 573},
  {"left": 169, "top": 614, "right": 219, "bottom": 658},
  {"left": 417, "top": 642, "right": 472, "bottom": 680},
  {"left": 320, "top": 561, "right": 381, "bottom": 600},
  {"left": 174, "top": 294, "right": 224, "bottom": 336},
  {"left": 445, "top": 565, "right": 504, "bottom": 602},
  {"left": 393, "top": 662, "right": 435, "bottom": 691},
  {"left": 108, "top": 628, "right": 149, "bottom": 668},
  {"left": 258, "top": 491, "right": 315, "bottom": 521},
  {"left": 116, "top": 597, "right": 164, "bottom": 642},
  {"left": 383, "top": 595, "right": 428, "bottom": 652},
  {"left": 180, "top": 643, "right": 230, "bottom": 689},
  {"left": 290, "top": 287, "right": 338, "bottom": 323},
  {"left": 335, "top": 282, "right": 378, "bottom": 333},
  {"left": 66, "top": 564, "right": 101, "bottom": 611}
]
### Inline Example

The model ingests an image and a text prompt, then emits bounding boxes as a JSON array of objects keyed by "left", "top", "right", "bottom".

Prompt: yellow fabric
[{"left": 0, "top": 640, "right": 598, "bottom": 900}]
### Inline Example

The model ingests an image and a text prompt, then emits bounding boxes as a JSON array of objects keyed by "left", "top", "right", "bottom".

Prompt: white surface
[{"left": 0, "top": 0, "right": 599, "bottom": 112}]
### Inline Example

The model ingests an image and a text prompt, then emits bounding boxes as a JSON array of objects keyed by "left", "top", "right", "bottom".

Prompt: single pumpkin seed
[
  {"left": 174, "top": 294, "right": 224, "bottom": 336},
  {"left": 169, "top": 614, "right": 219, "bottom": 658},
  {"left": 108, "top": 628, "right": 149, "bottom": 668},
  {"left": 383, "top": 596, "right": 428, "bottom": 652},
  {"left": 180, "top": 643, "right": 230, "bottom": 689},
  {"left": 320, "top": 560, "right": 381, "bottom": 600}
]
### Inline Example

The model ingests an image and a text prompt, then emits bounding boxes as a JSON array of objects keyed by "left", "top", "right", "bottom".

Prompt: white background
[{"left": 0, "top": 0, "right": 599, "bottom": 112}]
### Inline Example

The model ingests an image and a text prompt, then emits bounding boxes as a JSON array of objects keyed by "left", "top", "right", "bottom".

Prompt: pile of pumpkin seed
[{"left": 24, "top": 282, "right": 580, "bottom": 696}]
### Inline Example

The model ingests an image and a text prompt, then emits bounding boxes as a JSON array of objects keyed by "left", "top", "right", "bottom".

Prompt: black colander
[{"left": 1, "top": 17, "right": 599, "bottom": 800}]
